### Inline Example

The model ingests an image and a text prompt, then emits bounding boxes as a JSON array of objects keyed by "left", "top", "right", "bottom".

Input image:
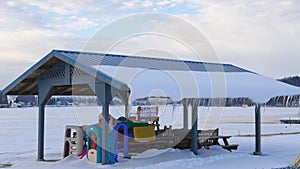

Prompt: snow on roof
[
  {"left": 95, "top": 65, "right": 300, "bottom": 103},
  {"left": 3, "top": 49, "right": 300, "bottom": 104}
]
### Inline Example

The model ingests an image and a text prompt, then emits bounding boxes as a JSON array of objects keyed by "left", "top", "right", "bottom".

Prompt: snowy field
[{"left": 0, "top": 106, "right": 300, "bottom": 169}]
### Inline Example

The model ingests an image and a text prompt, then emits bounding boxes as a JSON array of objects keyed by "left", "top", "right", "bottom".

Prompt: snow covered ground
[{"left": 0, "top": 106, "right": 300, "bottom": 169}]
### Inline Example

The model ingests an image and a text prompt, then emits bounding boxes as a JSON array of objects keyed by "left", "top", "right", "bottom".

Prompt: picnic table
[
  {"left": 200, "top": 135, "right": 239, "bottom": 151},
  {"left": 174, "top": 128, "right": 239, "bottom": 152}
]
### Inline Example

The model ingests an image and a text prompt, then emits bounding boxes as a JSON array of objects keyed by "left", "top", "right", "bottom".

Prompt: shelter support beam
[
  {"left": 118, "top": 90, "right": 130, "bottom": 119},
  {"left": 191, "top": 99, "right": 199, "bottom": 155},
  {"left": 125, "top": 103, "right": 129, "bottom": 119},
  {"left": 37, "top": 85, "right": 53, "bottom": 161},
  {"left": 182, "top": 99, "right": 189, "bottom": 130},
  {"left": 38, "top": 104, "right": 45, "bottom": 161},
  {"left": 254, "top": 104, "right": 262, "bottom": 155},
  {"left": 93, "top": 82, "right": 113, "bottom": 165},
  {"left": 102, "top": 100, "right": 110, "bottom": 164}
]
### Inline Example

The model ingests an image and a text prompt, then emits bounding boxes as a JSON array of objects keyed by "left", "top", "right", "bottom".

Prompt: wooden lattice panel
[
  {"left": 40, "top": 61, "right": 65, "bottom": 79},
  {"left": 71, "top": 67, "right": 90, "bottom": 78}
]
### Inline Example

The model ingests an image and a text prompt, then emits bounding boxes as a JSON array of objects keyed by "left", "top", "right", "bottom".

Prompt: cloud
[
  {"left": 0, "top": 4, "right": 43, "bottom": 31},
  {"left": 110, "top": 0, "right": 198, "bottom": 13},
  {"left": 79, "top": 13, "right": 217, "bottom": 63},
  {"left": 0, "top": 27, "right": 88, "bottom": 88},
  {"left": 5, "top": 1, "right": 18, "bottom": 7},
  {"left": 0, "top": 0, "right": 299, "bottom": 90},
  {"left": 17, "top": 0, "right": 99, "bottom": 15},
  {"left": 66, "top": 16, "right": 99, "bottom": 30},
  {"left": 179, "top": 0, "right": 300, "bottom": 77}
]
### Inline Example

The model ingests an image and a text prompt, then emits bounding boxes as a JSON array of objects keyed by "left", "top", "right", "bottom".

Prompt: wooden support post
[
  {"left": 37, "top": 85, "right": 53, "bottom": 161},
  {"left": 102, "top": 100, "right": 110, "bottom": 164},
  {"left": 125, "top": 103, "right": 129, "bottom": 119},
  {"left": 93, "top": 82, "right": 113, "bottom": 165},
  {"left": 191, "top": 99, "right": 199, "bottom": 155},
  {"left": 37, "top": 103, "right": 45, "bottom": 161},
  {"left": 253, "top": 104, "right": 262, "bottom": 155},
  {"left": 182, "top": 99, "right": 189, "bottom": 130}
]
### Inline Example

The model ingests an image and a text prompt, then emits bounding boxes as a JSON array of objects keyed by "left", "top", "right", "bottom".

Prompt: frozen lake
[{"left": 0, "top": 106, "right": 299, "bottom": 168}]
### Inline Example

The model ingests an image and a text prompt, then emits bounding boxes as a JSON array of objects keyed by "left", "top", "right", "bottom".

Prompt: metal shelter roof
[
  {"left": 3, "top": 49, "right": 300, "bottom": 103},
  {"left": 2, "top": 49, "right": 249, "bottom": 95}
]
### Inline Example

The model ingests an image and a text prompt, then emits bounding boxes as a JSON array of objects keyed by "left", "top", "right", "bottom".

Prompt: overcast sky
[{"left": 0, "top": 0, "right": 299, "bottom": 89}]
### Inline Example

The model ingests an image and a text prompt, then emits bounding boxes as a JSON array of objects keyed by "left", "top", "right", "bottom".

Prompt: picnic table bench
[{"left": 174, "top": 128, "right": 239, "bottom": 151}]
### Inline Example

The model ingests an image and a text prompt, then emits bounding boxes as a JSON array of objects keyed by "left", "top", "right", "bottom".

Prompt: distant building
[{"left": 0, "top": 90, "right": 8, "bottom": 108}]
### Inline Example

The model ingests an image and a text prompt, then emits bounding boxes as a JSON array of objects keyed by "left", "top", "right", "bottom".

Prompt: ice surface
[{"left": 0, "top": 106, "right": 300, "bottom": 169}]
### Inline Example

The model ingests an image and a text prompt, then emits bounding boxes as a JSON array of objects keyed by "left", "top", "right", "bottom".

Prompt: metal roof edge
[
  {"left": 54, "top": 50, "right": 258, "bottom": 74},
  {"left": 52, "top": 49, "right": 238, "bottom": 69},
  {"left": 226, "top": 63, "right": 256, "bottom": 74}
]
